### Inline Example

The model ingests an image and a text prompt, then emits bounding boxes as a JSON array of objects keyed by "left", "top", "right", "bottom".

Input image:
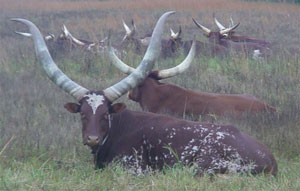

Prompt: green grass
[
  {"left": 1, "top": 0, "right": 300, "bottom": 190},
  {"left": 1, "top": 152, "right": 300, "bottom": 191}
]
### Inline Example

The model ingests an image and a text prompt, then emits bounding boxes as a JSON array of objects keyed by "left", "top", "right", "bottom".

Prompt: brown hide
[
  {"left": 65, "top": 90, "right": 277, "bottom": 176},
  {"left": 128, "top": 76, "right": 276, "bottom": 119},
  {"left": 226, "top": 35, "right": 271, "bottom": 48},
  {"left": 162, "top": 28, "right": 229, "bottom": 58},
  {"left": 95, "top": 108, "right": 278, "bottom": 176},
  {"left": 206, "top": 32, "right": 271, "bottom": 57},
  {"left": 192, "top": 19, "right": 271, "bottom": 57}
]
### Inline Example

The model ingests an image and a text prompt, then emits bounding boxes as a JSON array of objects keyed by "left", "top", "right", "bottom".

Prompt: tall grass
[{"left": 0, "top": 0, "right": 300, "bottom": 190}]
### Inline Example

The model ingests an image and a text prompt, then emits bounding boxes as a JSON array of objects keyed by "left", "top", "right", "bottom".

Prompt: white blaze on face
[{"left": 84, "top": 93, "right": 105, "bottom": 114}]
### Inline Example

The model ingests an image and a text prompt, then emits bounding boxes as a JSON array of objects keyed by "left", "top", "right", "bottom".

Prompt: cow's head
[
  {"left": 12, "top": 11, "right": 174, "bottom": 148},
  {"left": 214, "top": 17, "right": 237, "bottom": 37},
  {"left": 167, "top": 26, "right": 183, "bottom": 54},
  {"left": 192, "top": 18, "right": 239, "bottom": 44},
  {"left": 108, "top": 38, "right": 196, "bottom": 103},
  {"left": 64, "top": 91, "right": 126, "bottom": 147}
]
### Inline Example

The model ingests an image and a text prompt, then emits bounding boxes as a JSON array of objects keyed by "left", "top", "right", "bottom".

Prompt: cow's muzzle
[{"left": 86, "top": 136, "right": 100, "bottom": 147}]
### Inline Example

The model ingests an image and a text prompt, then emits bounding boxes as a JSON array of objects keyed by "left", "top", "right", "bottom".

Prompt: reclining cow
[
  {"left": 108, "top": 44, "right": 276, "bottom": 120},
  {"left": 120, "top": 20, "right": 197, "bottom": 59},
  {"left": 12, "top": 11, "right": 277, "bottom": 176},
  {"left": 214, "top": 17, "right": 272, "bottom": 48},
  {"left": 164, "top": 26, "right": 229, "bottom": 58},
  {"left": 192, "top": 18, "right": 271, "bottom": 59},
  {"left": 17, "top": 24, "right": 107, "bottom": 56},
  {"left": 119, "top": 19, "right": 151, "bottom": 55},
  {"left": 58, "top": 24, "right": 107, "bottom": 53}
]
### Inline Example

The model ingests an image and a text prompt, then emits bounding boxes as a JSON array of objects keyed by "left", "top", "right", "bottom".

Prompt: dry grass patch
[{"left": 1, "top": 0, "right": 299, "bottom": 15}]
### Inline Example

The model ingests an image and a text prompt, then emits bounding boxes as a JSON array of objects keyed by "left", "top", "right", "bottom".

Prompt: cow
[
  {"left": 192, "top": 18, "right": 271, "bottom": 59},
  {"left": 119, "top": 19, "right": 150, "bottom": 55},
  {"left": 120, "top": 20, "right": 192, "bottom": 59},
  {"left": 214, "top": 17, "right": 272, "bottom": 48},
  {"left": 16, "top": 25, "right": 107, "bottom": 56},
  {"left": 12, "top": 11, "right": 277, "bottom": 176},
  {"left": 109, "top": 45, "right": 276, "bottom": 120},
  {"left": 58, "top": 24, "right": 107, "bottom": 53},
  {"left": 165, "top": 26, "right": 229, "bottom": 58}
]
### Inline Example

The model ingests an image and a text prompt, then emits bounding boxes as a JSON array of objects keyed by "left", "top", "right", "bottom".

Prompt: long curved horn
[
  {"left": 122, "top": 19, "right": 132, "bottom": 35},
  {"left": 108, "top": 48, "right": 135, "bottom": 75},
  {"left": 156, "top": 40, "right": 196, "bottom": 79},
  {"left": 122, "top": 19, "right": 136, "bottom": 41},
  {"left": 62, "top": 25, "right": 86, "bottom": 46},
  {"left": 44, "top": 33, "right": 55, "bottom": 41},
  {"left": 131, "top": 19, "right": 136, "bottom": 33},
  {"left": 15, "top": 31, "right": 32, "bottom": 37},
  {"left": 220, "top": 22, "right": 240, "bottom": 35},
  {"left": 214, "top": 17, "right": 226, "bottom": 31},
  {"left": 11, "top": 19, "right": 89, "bottom": 101},
  {"left": 214, "top": 17, "right": 239, "bottom": 35},
  {"left": 192, "top": 18, "right": 211, "bottom": 34},
  {"left": 16, "top": 31, "right": 55, "bottom": 41},
  {"left": 178, "top": 25, "right": 182, "bottom": 37},
  {"left": 109, "top": 37, "right": 195, "bottom": 80},
  {"left": 104, "top": 11, "right": 175, "bottom": 102},
  {"left": 229, "top": 17, "right": 234, "bottom": 28}
]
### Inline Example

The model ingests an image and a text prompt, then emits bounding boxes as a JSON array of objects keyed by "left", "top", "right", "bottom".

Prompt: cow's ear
[
  {"left": 64, "top": 103, "right": 81, "bottom": 113},
  {"left": 110, "top": 103, "right": 126, "bottom": 113}
]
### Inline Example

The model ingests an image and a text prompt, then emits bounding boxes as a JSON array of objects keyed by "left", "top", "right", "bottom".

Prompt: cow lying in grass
[{"left": 12, "top": 11, "right": 277, "bottom": 176}]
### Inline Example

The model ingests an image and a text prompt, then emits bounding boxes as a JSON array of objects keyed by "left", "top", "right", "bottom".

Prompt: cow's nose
[{"left": 87, "top": 136, "right": 100, "bottom": 146}]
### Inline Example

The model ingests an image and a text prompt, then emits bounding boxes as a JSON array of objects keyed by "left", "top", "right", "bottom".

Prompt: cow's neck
[{"left": 94, "top": 109, "right": 150, "bottom": 167}]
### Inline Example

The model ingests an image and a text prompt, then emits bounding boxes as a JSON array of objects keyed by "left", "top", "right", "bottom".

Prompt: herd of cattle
[
  {"left": 11, "top": 11, "right": 278, "bottom": 176},
  {"left": 38, "top": 14, "right": 272, "bottom": 60}
]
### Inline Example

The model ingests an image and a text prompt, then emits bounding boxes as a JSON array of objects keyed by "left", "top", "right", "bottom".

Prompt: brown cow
[
  {"left": 12, "top": 11, "right": 277, "bottom": 176},
  {"left": 165, "top": 26, "right": 229, "bottom": 58},
  {"left": 58, "top": 25, "right": 107, "bottom": 53},
  {"left": 17, "top": 25, "right": 107, "bottom": 56},
  {"left": 120, "top": 20, "right": 190, "bottom": 58},
  {"left": 109, "top": 44, "right": 276, "bottom": 119},
  {"left": 119, "top": 19, "right": 150, "bottom": 55},
  {"left": 214, "top": 17, "right": 272, "bottom": 47},
  {"left": 192, "top": 18, "right": 271, "bottom": 59}
]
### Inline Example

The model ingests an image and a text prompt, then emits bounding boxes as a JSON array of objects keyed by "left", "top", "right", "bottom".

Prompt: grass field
[{"left": 0, "top": 0, "right": 300, "bottom": 190}]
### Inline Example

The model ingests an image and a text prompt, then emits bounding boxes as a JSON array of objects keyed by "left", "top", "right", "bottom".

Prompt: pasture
[{"left": 0, "top": 0, "right": 300, "bottom": 190}]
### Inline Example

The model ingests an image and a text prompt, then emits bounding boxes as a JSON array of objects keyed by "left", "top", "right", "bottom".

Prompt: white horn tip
[{"left": 15, "top": 31, "right": 32, "bottom": 37}]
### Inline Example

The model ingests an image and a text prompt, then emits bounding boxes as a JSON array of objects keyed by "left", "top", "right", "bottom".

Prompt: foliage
[{"left": 0, "top": 0, "right": 300, "bottom": 190}]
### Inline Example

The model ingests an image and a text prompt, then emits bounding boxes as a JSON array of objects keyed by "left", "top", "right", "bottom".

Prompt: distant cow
[
  {"left": 119, "top": 19, "right": 150, "bottom": 55},
  {"left": 19, "top": 25, "right": 108, "bottom": 56},
  {"left": 109, "top": 42, "right": 276, "bottom": 119},
  {"left": 13, "top": 11, "right": 277, "bottom": 176},
  {"left": 192, "top": 18, "right": 271, "bottom": 59},
  {"left": 120, "top": 20, "right": 192, "bottom": 58},
  {"left": 165, "top": 26, "right": 229, "bottom": 58},
  {"left": 214, "top": 17, "right": 271, "bottom": 47},
  {"left": 58, "top": 25, "right": 107, "bottom": 53}
]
